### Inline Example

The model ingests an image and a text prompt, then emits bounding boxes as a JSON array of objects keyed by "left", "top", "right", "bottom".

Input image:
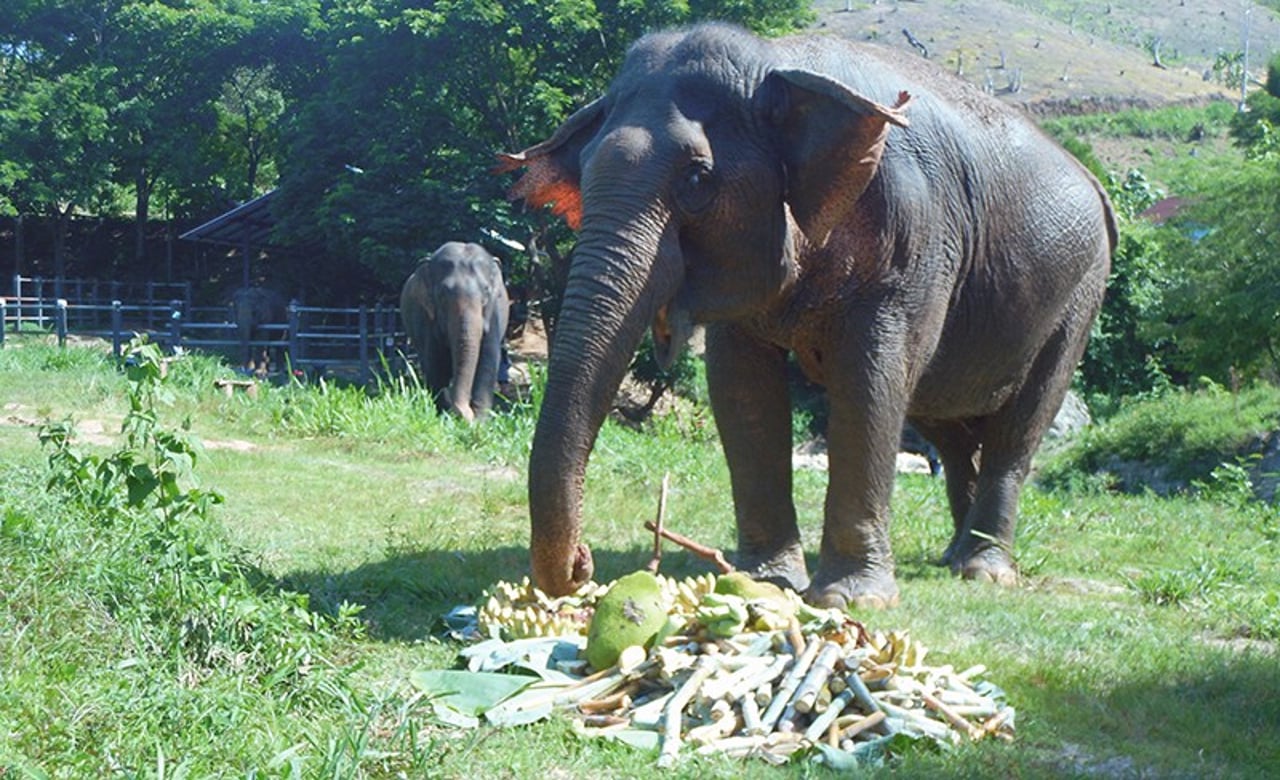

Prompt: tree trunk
[{"left": 134, "top": 171, "right": 151, "bottom": 266}]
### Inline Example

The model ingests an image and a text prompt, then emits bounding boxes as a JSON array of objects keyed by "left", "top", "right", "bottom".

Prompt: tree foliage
[
  {"left": 1153, "top": 58, "right": 1280, "bottom": 384},
  {"left": 0, "top": 0, "right": 319, "bottom": 267},
  {"left": 271, "top": 0, "right": 813, "bottom": 300}
]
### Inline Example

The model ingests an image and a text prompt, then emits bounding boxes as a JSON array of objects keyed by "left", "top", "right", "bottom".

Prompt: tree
[
  {"left": 0, "top": 64, "right": 118, "bottom": 276},
  {"left": 272, "top": 0, "right": 812, "bottom": 302},
  {"left": 1161, "top": 160, "right": 1280, "bottom": 383},
  {"left": 0, "top": 0, "right": 320, "bottom": 271}
]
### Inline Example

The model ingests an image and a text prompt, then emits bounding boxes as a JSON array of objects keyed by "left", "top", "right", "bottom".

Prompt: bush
[
  {"left": 32, "top": 337, "right": 363, "bottom": 688},
  {"left": 1038, "top": 383, "right": 1280, "bottom": 497}
]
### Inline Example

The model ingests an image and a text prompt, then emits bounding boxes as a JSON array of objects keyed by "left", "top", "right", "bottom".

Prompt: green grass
[{"left": 2, "top": 335, "right": 1278, "bottom": 777}]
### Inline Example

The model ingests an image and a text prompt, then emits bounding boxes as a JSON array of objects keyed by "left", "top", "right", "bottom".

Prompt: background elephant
[
  {"left": 228, "top": 286, "right": 287, "bottom": 373},
  {"left": 499, "top": 23, "right": 1115, "bottom": 607},
  {"left": 400, "top": 241, "right": 509, "bottom": 422}
]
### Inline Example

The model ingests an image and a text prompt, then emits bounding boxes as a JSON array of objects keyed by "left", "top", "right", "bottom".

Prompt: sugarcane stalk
[
  {"left": 803, "top": 688, "right": 855, "bottom": 742},
  {"left": 838, "top": 710, "right": 887, "bottom": 742},
  {"left": 657, "top": 655, "right": 718, "bottom": 768},
  {"left": 645, "top": 473, "right": 670, "bottom": 574},
  {"left": 701, "top": 654, "right": 790, "bottom": 701},
  {"left": 686, "top": 701, "right": 739, "bottom": 745},
  {"left": 845, "top": 669, "right": 883, "bottom": 716},
  {"left": 922, "top": 690, "right": 983, "bottom": 740},
  {"left": 758, "top": 637, "right": 823, "bottom": 732},
  {"left": 876, "top": 699, "right": 954, "bottom": 741},
  {"left": 786, "top": 617, "right": 806, "bottom": 657},
  {"left": 695, "top": 735, "right": 767, "bottom": 757},
  {"left": 740, "top": 690, "right": 762, "bottom": 735},
  {"left": 792, "top": 641, "right": 842, "bottom": 713},
  {"left": 643, "top": 521, "right": 734, "bottom": 574}
]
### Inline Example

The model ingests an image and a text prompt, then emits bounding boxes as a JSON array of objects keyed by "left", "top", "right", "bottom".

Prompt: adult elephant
[
  {"left": 498, "top": 23, "right": 1115, "bottom": 608},
  {"left": 228, "top": 286, "right": 287, "bottom": 373},
  {"left": 400, "top": 242, "right": 510, "bottom": 422}
]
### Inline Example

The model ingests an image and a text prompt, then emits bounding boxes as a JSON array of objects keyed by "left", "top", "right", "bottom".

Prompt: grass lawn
[{"left": 1, "top": 336, "right": 1277, "bottom": 778}]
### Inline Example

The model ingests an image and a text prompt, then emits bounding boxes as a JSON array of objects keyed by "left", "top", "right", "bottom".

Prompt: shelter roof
[{"left": 179, "top": 189, "right": 281, "bottom": 250}]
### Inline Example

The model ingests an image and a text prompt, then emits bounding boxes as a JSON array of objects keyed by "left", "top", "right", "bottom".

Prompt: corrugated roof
[{"left": 179, "top": 189, "right": 279, "bottom": 249}]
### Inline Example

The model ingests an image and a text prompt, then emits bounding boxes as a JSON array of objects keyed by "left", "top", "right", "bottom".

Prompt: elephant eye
[{"left": 674, "top": 159, "right": 716, "bottom": 215}]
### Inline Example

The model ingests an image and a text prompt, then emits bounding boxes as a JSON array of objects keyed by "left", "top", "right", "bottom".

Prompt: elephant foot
[
  {"left": 938, "top": 536, "right": 959, "bottom": 568},
  {"left": 806, "top": 567, "right": 900, "bottom": 611},
  {"left": 951, "top": 544, "right": 1019, "bottom": 587},
  {"left": 734, "top": 541, "right": 809, "bottom": 594}
]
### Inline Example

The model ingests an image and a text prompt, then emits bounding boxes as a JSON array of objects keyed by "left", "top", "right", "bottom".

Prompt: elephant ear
[
  {"left": 760, "top": 69, "right": 910, "bottom": 246},
  {"left": 495, "top": 98, "right": 606, "bottom": 231}
]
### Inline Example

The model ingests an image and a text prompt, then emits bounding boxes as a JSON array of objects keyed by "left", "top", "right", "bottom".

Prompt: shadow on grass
[
  {"left": 280, "top": 545, "right": 733, "bottom": 642},
  {"left": 1017, "top": 649, "right": 1280, "bottom": 775}
]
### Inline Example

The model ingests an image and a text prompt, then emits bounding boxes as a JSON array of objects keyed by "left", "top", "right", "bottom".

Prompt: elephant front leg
[
  {"left": 705, "top": 325, "right": 808, "bottom": 592},
  {"left": 808, "top": 354, "right": 907, "bottom": 610}
]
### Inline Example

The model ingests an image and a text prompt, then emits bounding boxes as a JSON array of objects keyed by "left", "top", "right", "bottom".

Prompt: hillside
[{"left": 811, "top": 0, "right": 1280, "bottom": 112}]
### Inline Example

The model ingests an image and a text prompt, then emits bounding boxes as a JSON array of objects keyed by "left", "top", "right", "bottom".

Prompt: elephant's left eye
[{"left": 674, "top": 159, "right": 717, "bottom": 215}]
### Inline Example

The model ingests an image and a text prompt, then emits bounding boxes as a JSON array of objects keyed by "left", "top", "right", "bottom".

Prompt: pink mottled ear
[{"left": 495, "top": 98, "right": 607, "bottom": 232}]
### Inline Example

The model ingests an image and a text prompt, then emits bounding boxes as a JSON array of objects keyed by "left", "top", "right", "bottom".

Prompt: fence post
[
  {"left": 288, "top": 301, "right": 301, "bottom": 376},
  {"left": 0, "top": 298, "right": 6, "bottom": 346},
  {"left": 168, "top": 299, "right": 183, "bottom": 354},
  {"left": 35, "top": 277, "right": 45, "bottom": 328},
  {"left": 56, "top": 299, "right": 68, "bottom": 347},
  {"left": 358, "top": 306, "right": 370, "bottom": 384},
  {"left": 147, "top": 282, "right": 158, "bottom": 329},
  {"left": 12, "top": 275, "right": 21, "bottom": 331},
  {"left": 112, "top": 301, "right": 123, "bottom": 359}
]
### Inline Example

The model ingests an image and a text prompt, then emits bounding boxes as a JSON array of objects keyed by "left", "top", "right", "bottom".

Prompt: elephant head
[
  {"left": 400, "top": 242, "right": 510, "bottom": 422},
  {"left": 498, "top": 25, "right": 910, "bottom": 596}
]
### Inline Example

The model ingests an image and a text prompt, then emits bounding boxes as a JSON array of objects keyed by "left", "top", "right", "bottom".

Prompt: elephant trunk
[
  {"left": 529, "top": 218, "right": 678, "bottom": 596},
  {"left": 446, "top": 301, "right": 483, "bottom": 422}
]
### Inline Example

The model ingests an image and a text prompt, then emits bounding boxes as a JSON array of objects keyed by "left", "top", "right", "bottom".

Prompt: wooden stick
[
  {"left": 642, "top": 520, "right": 735, "bottom": 574},
  {"left": 645, "top": 473, "right": 670, "bottom": 573}
]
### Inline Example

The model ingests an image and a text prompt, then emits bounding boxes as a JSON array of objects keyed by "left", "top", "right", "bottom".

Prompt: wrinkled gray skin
[
  {"left": 500, "top": 24, "right": 1115, "bottom": 607},
  {"left": 400, "top": 242, "right": 510, "bottom": 422},
  {"left": 229, "top": 286, "right": 287, "bottom": 371}
]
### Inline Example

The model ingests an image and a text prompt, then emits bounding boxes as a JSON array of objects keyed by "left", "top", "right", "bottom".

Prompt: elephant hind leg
[
  {"left": 948, "top": 299, "right": 1099, "bottom": 586},
  {"left": 907, "top": 418, "right": 980, "bottom": 567}
]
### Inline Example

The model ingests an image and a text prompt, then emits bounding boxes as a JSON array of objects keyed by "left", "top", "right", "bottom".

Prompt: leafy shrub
[
  {"left": 1038, "top": 383, "right": 1280, "bottom": 496},
  {"left": 34, "top": 337, "right": 362, "bottom": 691}
]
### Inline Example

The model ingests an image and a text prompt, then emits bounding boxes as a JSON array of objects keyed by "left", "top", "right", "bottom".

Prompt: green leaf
[{"left": 409, "top": 669, "right": 535, "bottom": 717}]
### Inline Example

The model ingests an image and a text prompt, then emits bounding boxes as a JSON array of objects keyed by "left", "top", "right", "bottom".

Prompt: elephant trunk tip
[{"left": 533, "top": 542, "right": 595, "bottom": 597}]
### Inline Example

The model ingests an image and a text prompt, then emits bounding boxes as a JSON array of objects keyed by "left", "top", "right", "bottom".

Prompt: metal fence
[{"left": 2, "top": 277, "right": 405, "bottom": 385}]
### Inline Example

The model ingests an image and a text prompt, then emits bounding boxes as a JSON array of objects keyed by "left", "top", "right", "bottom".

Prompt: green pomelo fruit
[
  {"left": 714, "top": 572, "right": 795, "bottom": 615},
  {"left": 585, "top": 571, "right": 668, "bottom": 670}
]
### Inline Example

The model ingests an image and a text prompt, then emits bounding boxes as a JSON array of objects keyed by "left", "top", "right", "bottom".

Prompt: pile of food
[{"left": 440, "top": 570, "right": 1014, "bottom": 767}]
